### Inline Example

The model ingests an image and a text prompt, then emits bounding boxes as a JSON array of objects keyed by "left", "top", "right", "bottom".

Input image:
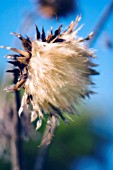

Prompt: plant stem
[{"left": 10, "top": 75, "right": 23, "bottom": 170}]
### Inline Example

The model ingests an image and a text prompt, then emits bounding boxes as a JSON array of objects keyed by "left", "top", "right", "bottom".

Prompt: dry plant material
[{"left": 1, "top": 17, "right": 99, "bottom": 144}]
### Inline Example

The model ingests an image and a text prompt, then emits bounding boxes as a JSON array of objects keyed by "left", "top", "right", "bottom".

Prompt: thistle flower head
[{"left": 1, "top": 17, "right": 99, "bottom": 142}]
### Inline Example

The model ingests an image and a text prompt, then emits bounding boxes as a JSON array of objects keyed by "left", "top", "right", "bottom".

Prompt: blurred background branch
[{"left": 90, "top": 0, "right": 113, "bottom": 46}]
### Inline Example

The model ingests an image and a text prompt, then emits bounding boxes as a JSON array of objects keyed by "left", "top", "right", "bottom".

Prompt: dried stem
[
  {"left": 10, "top": 75, "right": 23, "bottom": 170},
  {"left": 34, "top": 115, "right": 57, "bottom": 170}
]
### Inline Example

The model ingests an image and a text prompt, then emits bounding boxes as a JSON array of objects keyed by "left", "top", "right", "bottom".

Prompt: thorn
[
  {"left": 4, "top": 85, "right": 16, "bottom": 92},
  {"left": 75, "top": 15, "right": 81, "bottom": 23},
  {"left": 88, "top": 32, "right": 93, "bottom": 39},
  {"left": 66, "top": 21, "right": 75, "bottom": 34},
  {"left": 7, "top": 61, "right": 25, "bottom": 70},
  {"left": 50, "top": 27, "right": 53, "bottom": 34},
  {"left": 18, "top": 107, "right": 23, "bottom": 117},
  {"left": 0, "top": 46, "right": 11, "bottom": 50},
  {"left": 26, "top": 36, "right": 31, "bottom": 44},
  {"left": 79, "top": 32, "right": 94, "bottom": 42},
  {"left": 31, "top": 111, "right": 38, "bottom": 122},
  {"left": 42, "top": 27, "right": 46, "bottom": 42},
  {"left": 10, "top": 32, "right": 22, "bottom": 40},
  {"left": 5, "top": 54, "right": 19, "bottom": 60},
  {"left": 46, "top": 31, "right": 53, "bottom": 43},
  {"left": 11, "top": 32, "right": 32, "bottom": 52},
  {"left": 1, "top": 45, "right": 30, "bottom": 58},
  {"left": 6, "top": 69, "right": 20, "bottom": 74},
  {"left": 8, "top": 60, "right": 20, "bottom": 66},
  {"left": 35, "top": 119, "right": 42, "bottom": 130},
  {"left": 35, "top": 25, "right": 40, "bottom": 40},
  {"left": 89, "top": 68, "right": 99, "bottom": 75},
  {"left": 54, "top": 24, "right": 62, "bottom": 37},
  {"left": 89, "top": 62, "right": 99, "bottom": 67}
]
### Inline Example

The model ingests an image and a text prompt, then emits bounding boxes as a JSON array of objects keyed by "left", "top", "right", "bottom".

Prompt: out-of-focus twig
[{"left": 90, "top": 1, "right": 113, "bottom": 46}]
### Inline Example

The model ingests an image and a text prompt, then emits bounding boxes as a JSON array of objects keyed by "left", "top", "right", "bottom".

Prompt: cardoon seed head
[{"left": 1, "top": 17, "right": 99, "bottom": 135}]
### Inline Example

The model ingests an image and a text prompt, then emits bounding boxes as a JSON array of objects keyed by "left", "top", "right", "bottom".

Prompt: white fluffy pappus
[{"left": 26, "top": 40, "right": 95, "bottom": 115}]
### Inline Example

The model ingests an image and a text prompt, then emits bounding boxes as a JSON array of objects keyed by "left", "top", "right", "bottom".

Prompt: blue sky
[{"left": 0, "top": 0, "right": 113, "bottom": 117}]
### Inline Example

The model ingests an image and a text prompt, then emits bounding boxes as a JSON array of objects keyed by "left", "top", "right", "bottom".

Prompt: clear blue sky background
[{"left": 0, "top": 0, "right": 113, "bottom": 117}]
